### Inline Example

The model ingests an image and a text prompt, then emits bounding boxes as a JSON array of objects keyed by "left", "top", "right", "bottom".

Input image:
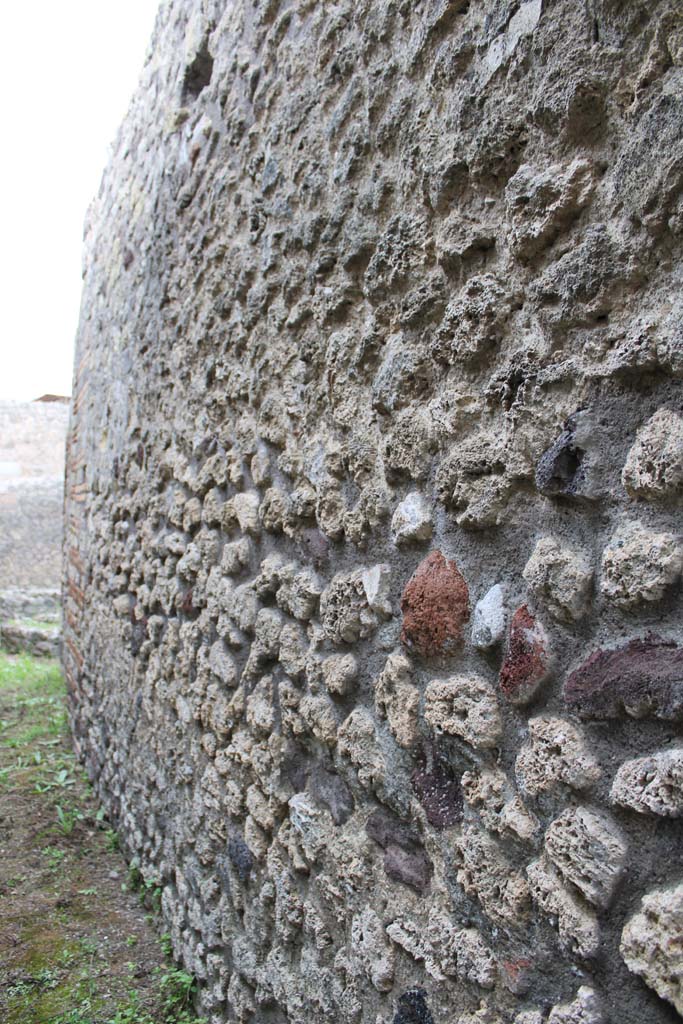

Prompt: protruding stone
[
  {"left": 391, "top": 492, "right": 434, "bottom": 545},
  {"left": 516, "top": 716, "right": 601, "bottom": 796},
  {"left": 456, "top": 824, "right": 530, "bottom": 926},
  {"left": 424, "top": 675, "right": 502, "bottom": 749},
  {"left": 621, "top": 882, "right": 683, "bottom": 1014},
  {"left": 527, "top": 856, "right": 600, "bottom": 958},
  {"left": 611, "top": 748, "right": 683, "bottom": 816},
  {"left": 375, "top": 652, "right": 420, "bottom": 749},
  {"left": 499, "top": 605, "right": 552, "bottom": 706},
  {"left": 544, "top": 806, "right": 628, "bottom": 909},
  {"left": 547, "top": 987, "right": 603, "bottom": 1024},
  {"left": 564, "top": 635, "right": 683, "bottom": 720},
  {"left": 400, "top": 551, "right": 469, "bottom": 657},
  {"left": 522, "top": 537, "right": 593, "bottom": 622},
  {"left": 471, "top": 583, "right": 507, "bottom": 649},
  {"left": 535, "top": 411, "right": 601, "bottom": 501},
  {"left": 462, "top": 766, "right": 540, "bottom": 842},
  {"left": 320, "top": 570, "right": 378, "bottom": 644},
  {"left": 362, "top": 563, "right": 392, "bottom": 617},
  {"left": 351, "top": 907, "right": 395, "bottom": 992},
  {"left": 322, "top": 652, "right": 358, "bottom": 697},
  {"left": 600, "top": 521, "right": 682, "bottom": 608},
  {"left": 622, "top": 408, "right": 683, "bottom": 503}
]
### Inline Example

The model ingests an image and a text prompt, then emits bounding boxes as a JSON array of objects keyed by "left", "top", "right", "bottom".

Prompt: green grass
[
  {"left": 7, "top": 618, "right": 60, "bottom": 632},
  {"left": 0, "top": 652, "right": 207, "bottom": 1024}
]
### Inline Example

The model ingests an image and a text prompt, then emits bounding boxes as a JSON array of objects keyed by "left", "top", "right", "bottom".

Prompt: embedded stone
[
  {"left": 386, "top": 915, "right": 496, "bottom": 988},
  {"left": 462, "top": 767, "right": 539, "bottom": 842},
  {"left": 400, "top": 550, "right": 470, "bottom": 657},
  {"left": 535, "top": 412, "right": 597, "bottom": 500},
  {"left": 622, "top": 407, "right": 683, "bottom": 503},
  {"left": 515, "top": 716, "right": 601, "bottom": 796},
  {"left": 499, "top": 605, "right": 552, "bottom": 706},
  {"left": 424, "top": 675, "right": 502, "bottom": 749},
  {"left": 375, "top": 652, "right": 420, "bottom": 749},
  {"left": 411, "top": 750, "right": 463, "bottom": 829},
  {"left": 351, "top": 907, "right": 395, "bottom": 992},
  {"left": 522, "top": 537, "right": 593, "bottom": 622},
  {"left": 611, "top": 748, "right": 683, "bottom": 816},
  {"left": 544, "top": 806, "right": 628, "bottom": 909},
  {"left": 366, "top": 808, "right": 433, "bottom": 893},
  {"left": 563, "top": 635, "right": 683, "bottom": 720},
  {"left": 362, "top": 563, "right": 392, "bottom": 617},
  {"left": 391, "top": 492, "right": 434, "bottom": 545},
  {"left": 393, "top": 988, "right": 434, "bottom": 1024},
  {"left": 471, "top": 583, "right": 507, "bottom": 649},
  {"left": 456, "top": 824, "right": 530, "bottom": 926},
  {"left": 309, "top": 766, "right": 354, "bottom": 825},
  {"left": 320, "top": 570, "right": 378, "bottom": 644},
  {"left": 547, "top": 987, "right": 603, "bottom": 1024},
  {"left": 620, "top": 882, "right": 683, "bottom": 1014},
  {"left": 322, "top": 652, "right": 358, "bottom": 697},
  {"left": 600, "top": 521, "right": 682, "bottom": 607},
  {"left": 527, "top": 855, "right": 600, "bottom": 958}
]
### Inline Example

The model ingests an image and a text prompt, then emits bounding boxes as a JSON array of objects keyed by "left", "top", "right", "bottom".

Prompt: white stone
[
  {"left": 471, "top": 583, "right": 507, "bottom": 649},
  {"left": 391, "top": 492, "right": 433, "bottom": 545},
  {"left": 362, "top": 563, "right": 392, "bottom": 616}
]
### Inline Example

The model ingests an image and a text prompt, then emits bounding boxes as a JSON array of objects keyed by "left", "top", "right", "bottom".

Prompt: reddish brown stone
[
  {"left": 499, "top": 605, "right": 551, "bottom": 706},
  {"left": 400, "top": 551, "right": 469, "bottom": 657},
  {"left": 564, "top": 635, "right": 683, "bottom": 720}
]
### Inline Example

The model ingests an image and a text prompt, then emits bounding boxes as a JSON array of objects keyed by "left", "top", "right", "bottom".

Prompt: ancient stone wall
[
  {"left": 0, "top": 400, "right": 69, "bottom": 597},
  {"left": 64, "top": 2, "right": 683, "bottom": 1022}
]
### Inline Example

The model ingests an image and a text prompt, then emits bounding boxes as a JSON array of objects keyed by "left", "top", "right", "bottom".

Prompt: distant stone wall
[
  {"left": 64, "top": 3, "right": 683, "bottom": 1024},
  {"left": 0, "top": 401, "right": 69, "bottom": 594}
]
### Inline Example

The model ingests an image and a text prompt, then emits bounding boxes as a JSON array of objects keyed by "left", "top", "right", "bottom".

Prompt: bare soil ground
[{"left": 0, "top": 653, "right": 202, "bottom": 1024}]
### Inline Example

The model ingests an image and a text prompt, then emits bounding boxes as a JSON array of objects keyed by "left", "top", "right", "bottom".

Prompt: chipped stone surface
[
  {"left": 400, "top": 551, "right": 469, "bottom": 657},
  {"left": 522, "top": 537, "right": 593, "bottom": 622},
  {"left": 424, "top": 675, "right": 502, "bottom": 750},
  {"left": 620, "top": 882, "right": 683, "bottom": 1015},
  {"left": 499, "top": 606, "right": 552, "bottom": 706},
  {"left": 600, "top": 521, "right": 683, "bottom": 608},
  {"left": 516, "top": 717, "right": 601, "bottom": 797},
  {"left": 611, "top": 748, "right": 683, "bottom": 817},
  {"left": 544, "top": 807, "right": 628, "bottom": 909},
  {"left": 622, "top": 408, "right": 683, "bottom": 503}
]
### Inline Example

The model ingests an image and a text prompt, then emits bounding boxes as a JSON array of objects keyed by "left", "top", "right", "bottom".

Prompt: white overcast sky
[{"left": 0, "top": 1, "right": 161, "bottom": 401}]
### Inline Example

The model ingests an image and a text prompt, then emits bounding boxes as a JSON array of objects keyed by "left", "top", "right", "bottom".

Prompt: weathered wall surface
[
  {"left": 0, "top": 400, "right": 69, "bottom": 595},
  {"left": 64, "top": 2, "right": 683, "bottom": 1022}
]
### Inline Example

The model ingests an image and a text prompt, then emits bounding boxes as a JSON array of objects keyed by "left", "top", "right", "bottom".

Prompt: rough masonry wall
[
  {"left": 64, "top": 2, "right": 683, "bottom": 1022},
  {"left": 0, "top": 400, "right": 69, "bottom": 596}
]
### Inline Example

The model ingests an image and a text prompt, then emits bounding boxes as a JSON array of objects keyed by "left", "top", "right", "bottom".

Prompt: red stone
[
  {"left": 499, "top": 604, "right": 551, "bottom": 706},
  {"left": 400, "top": 551, "right": 469, "bottom": 658},
  {"left": 564, "top": 635, "right": 683, "bottom": 720}
]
